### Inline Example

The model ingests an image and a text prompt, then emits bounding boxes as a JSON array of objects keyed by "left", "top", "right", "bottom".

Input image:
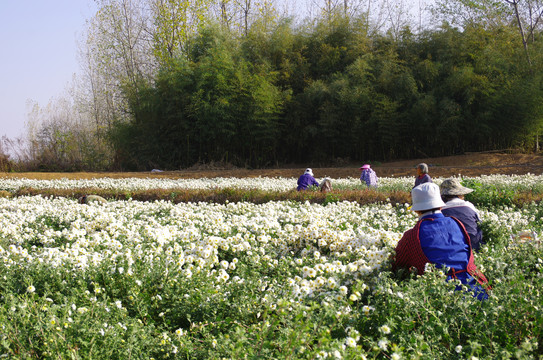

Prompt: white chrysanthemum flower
[
  {"left": 362, "top": 305, "right": 374, "bottom": 315},
  {"left": 345, "top": 337, "right": 357, "bottom": 348},
  {"left": 316, "top": 350, "right": 328, "bottom": 359},
  {"left": 26, "top": 285, "right": 35, "bottom": 293},
  {"left": 379, "top": 324, "right": 391, "bottom": 334}
]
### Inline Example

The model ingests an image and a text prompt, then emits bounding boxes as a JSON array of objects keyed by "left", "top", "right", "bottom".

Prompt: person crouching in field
[
  {"left": 359, "top": 164, "right": 378, "bottom": 188},
  {"left": 392, "top": 183, "right": 490, "bottom": 300},
  {"left": 297, "top": 168, "right": 319, "bottom": 191},
  {"left": 440, "top": 178, "right": 484, "bottom": 252},
  {"left": 79, "top": 194, "right": 107, "bottom": 204},
  {"left": 320, "top": 177, "right": 333, "bottom": 192}
]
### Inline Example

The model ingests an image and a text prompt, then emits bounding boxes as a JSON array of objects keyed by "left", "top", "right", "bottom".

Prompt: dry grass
[
  {"left": 13, "top": 187, "right": 412, "bottom": 206},
  {"left": 2, "top": 153, "right": 542, "bottom": 180}
]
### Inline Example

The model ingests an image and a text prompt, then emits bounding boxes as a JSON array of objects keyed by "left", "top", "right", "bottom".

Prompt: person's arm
[
  {"left": 392, "top": 229, "right": 414, "bottom": 271},
  {"left": 466, "top": 202, "right": 481, "bottom": 221},
  {"left": 297, "top": 176, "right": 305, "bottom": 191}
]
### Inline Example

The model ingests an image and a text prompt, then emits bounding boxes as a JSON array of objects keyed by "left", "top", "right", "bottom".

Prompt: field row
[{"left": 2, "top": 173, "right": 543, "bottom": 192}]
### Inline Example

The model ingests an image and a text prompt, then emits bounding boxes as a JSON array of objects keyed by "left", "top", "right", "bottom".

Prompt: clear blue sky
[{"left": 0, "top": 0, "right": 96, "bottom": 139}]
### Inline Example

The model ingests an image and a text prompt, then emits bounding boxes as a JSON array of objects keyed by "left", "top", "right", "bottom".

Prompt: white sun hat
[
  {"left": 304, "top": 168, "right": 314, "bottom": 176},
  {"left": 411, "top": 183, "right": 446, "bottom": 211}
]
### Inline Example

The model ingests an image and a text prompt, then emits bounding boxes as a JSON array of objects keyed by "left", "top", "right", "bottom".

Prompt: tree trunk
[{"left": 508, "top": 0, "right": 532, "bottom": 67}]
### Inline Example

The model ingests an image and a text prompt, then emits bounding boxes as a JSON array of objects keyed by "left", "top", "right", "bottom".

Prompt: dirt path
[{"left": 2, "top": 153, "right": 543, "bottom": 180}]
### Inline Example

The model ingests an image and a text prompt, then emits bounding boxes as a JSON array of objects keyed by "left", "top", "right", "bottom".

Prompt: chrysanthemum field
[{"left": 0, "top": 175, "right": 541, "bottom": 359}]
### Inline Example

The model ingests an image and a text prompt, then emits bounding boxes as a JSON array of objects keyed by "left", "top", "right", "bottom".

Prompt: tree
[
  {"left": 504, "top": 0, "right": 543, "bottom": 67},
  {"left": 80, "top": 0, "right": 156, "bottom": 132},
  {"left": 23, "top": 91, "right": 110, "bottom": 171},
  {"left": 431, "top": 0, "right": 510, "bottom": 29},
  {"left": 432, "top": 0, "right": 543, "bottom": 66},
  {"left": 150, "top": 0, "right": 211, "bottom": 65},
  {"left": 188, "top": 27, "right": 284, "bottom": 166}
]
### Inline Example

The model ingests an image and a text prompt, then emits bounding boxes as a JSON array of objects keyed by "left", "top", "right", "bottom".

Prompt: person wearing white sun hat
[
  {"left": 297, "top": 168, "right": 319, "bottom": 191},
  {"left": 392, "top": 183, "right": 490, "bottom": 300}
]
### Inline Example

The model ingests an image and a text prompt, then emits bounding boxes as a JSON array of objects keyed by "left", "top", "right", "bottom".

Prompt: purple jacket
[
  {"left": 297, "top": 174, "right": 319, "bottom": 191},
  {"left": 360, "top": 169, "right": 378, "bottom": 187},
  {"left": 414, "top": 174, "right": 432, "bottom": 188}
]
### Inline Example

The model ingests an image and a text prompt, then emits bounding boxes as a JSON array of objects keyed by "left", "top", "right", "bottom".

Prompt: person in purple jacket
[
  {"left": 414, "top": 163, "right": 432, "bottom": 188},
  {"left": 440, "top": 178, "right": 484, "bottom": 252},
  {"left": 297, "top": 168, "right": 319, "bottom": 191},
  {"left": 359, "top": 164, "right": 378, "bottom": 188}
]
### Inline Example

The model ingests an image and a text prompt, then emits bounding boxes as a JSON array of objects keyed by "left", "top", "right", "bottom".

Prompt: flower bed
[{"left": 0, "top": 178, "right": 541, "bottom": 358}]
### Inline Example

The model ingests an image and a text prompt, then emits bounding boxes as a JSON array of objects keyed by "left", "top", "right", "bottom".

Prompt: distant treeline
[
  {"left": 111, "top": 17, "right": 543, "bottom": 170},
  {"left": 13, "top": 0, "right": 543, "bottom": 173}
]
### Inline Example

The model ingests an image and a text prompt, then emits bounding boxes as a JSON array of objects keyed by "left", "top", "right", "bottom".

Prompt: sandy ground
[{"left": 2, "top": 153, "right": 543, "bottom": 180}]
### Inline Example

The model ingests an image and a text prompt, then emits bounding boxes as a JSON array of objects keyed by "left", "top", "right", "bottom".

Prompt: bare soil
[{"left": 3, "top": 152, "right": 543, "bottom": 180}]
